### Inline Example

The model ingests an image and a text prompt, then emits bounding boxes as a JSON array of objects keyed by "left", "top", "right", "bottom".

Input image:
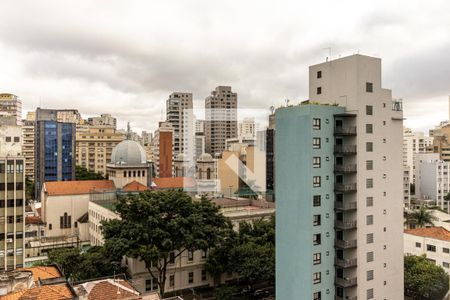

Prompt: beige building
[
  {"left": 0, "top": 123, "right": 25, "bottom": 270},
  {"left": 87, "top": 113, "right": 117, "bottom": 128},
  {"left": 76, "top": 126, "right": 125, "bottom": 175},
  {"left": 403, "top": 127, "right": 433, "bottom": 183},
  {"left": 21, "top": 113, "right": 35, "bottom": 180},
  {"left": 166, "top": 92, "right": 193, "bottom": 156},
  {"left": 0, "top": 93, "right": 22, "bottom": 125},
  {"left": 205, "top": 86, "right": 238, "bottom": 156},
  {"left": 88, "top": 196, "right": 274, "bottom": 295}
]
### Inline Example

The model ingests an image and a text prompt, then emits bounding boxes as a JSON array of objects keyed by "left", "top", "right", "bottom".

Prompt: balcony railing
[
  {"left": 334, "top": 126, "right": 357, "bottom": 136},
  {"left": 334, "top": 201, "right": 357, "bottom": 211},
  {"left": 335, "top": 239, "right": 357, "bottom": 249},
  {"left": 334, "top": 145, "right": 357, "bottom": 155},
  {"left": 334, "top": 164, "right": 357, "bottom": 173},
  {"left": 335, "top": 277, "right": 357, "bottom": 288},
  {"left": 334, "top": 183, "right": 357, "bottom": 192},
  {"left": 335, "top": 220, "right": 357, "bottom": 230},
  {"left": 335, "top": 258, "right": 357, "bottom": 268}
]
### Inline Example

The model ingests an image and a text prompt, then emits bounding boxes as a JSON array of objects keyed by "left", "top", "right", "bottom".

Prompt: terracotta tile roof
[
  {"left": 1, "top": 284, "right": 75, "bottom": 300},
  {"left": 78, "top": 279, "right": 141, "bottom": 300},
  {"left": 152, "top": 177, "right": 196, "bottom": 189},
  {"left": 405, "top": 226, "right": 450, "bottom": 242},
  {"left": 18, "top": 266, "right": 62, "bottom": 282},
  {"left": 25, "top": 216, "right": 44, "bottom": 225},
  {"left": 44, "top": 180, "right": 116, "bottom": 196},
  {"left": 122, "top": 181, "right": 149, "bottom": 192}
]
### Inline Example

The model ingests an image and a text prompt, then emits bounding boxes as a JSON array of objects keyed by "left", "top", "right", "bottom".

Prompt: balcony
[
  {"left": 334, "top": 201, "right": 357, "bottom": 211},
  {"left": 334, "top": 126, "right": 357, "bottom": 136},
  {"left": 335, "top": 258, "right": 357, "bottom": 268},
  {"left": 334, "top": 183, "right": 357, "bottom": 193},
  {"left": 334, "top": 145, "right": 357, "bottom": 155},
  {"left": 335, "top": 220, "right": 357, "bottom": 230},
  {"left": 335, "top": 239, "right": 357, "bottom": 249},
  {"left": 335, "top": 276, "right": 357, "bottom": 288},
  {"left": 334, "top": 164, "right": 357, "bottom": 173}
]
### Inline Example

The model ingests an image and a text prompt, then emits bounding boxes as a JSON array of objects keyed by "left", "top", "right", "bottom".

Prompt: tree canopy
[
  {"left": 75, "top": 166, "right": 105, "bottom": 181},
  {"left": 405, "top": 254, "right": 449, "bottom": 300},
  {"left": 102, "top": 189, "right": 232, "bottom": 296},
  {"left": 405, "top": 206, "right": 438, "bottom": 228}
]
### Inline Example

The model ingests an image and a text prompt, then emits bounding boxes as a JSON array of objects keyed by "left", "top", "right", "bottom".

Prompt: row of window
[{"left": 316, "top": 82, "right": 373, "bottom": 95}]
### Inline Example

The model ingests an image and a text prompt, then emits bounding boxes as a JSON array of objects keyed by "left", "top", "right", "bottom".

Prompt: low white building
[
  {"left": 415, "top": 153, "right": 450, "bottom": 210},
  {"left": 404, "top": 227, "right": 450, "bottom": 273}
]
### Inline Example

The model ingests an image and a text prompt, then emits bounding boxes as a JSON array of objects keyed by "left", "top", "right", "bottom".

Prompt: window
[
  {"left": 367, "top": 233, "right": 374, "bottom": 244},
  {"left": 313, "top": 176, "right": 321, "bottom": 187},
  {"left": 313, "top": 253, "right": 321, "bottom": 265},
  {"left": 49, "top": 224, "right": 52, "bottom": 230},
  {"left": 367, "top": 288, "right": 374, "bottom": 299},
  {"left": 313, "top": 272, "right": 321, "bottom": 284},
  {"left": 313, "top": 137, "right": 321, "bottom": 149},
  {"left": 366, "top": 160, "right": 373, "bottom": 170},
  {"left": 313, "top": 118, "right": 321, "bottom": 130},
  {"left": 427, "top": 244, "right": 436, "bottom": 252},
  {"left": 169, "top": 275, "right": 175, "bottom": 287},
  {"left": 444, "top": 247, "right": 449, "bottom": 253},
  {"left": 317, "top": 71, "right": 322, "bottom": 79},
  {"left": 313, "top": 157, "right": 321, "bottom": 168},
  {"left": 444, "top": 262, "right": 450, "bottom": 268},
  {"left": 202, "top": 250, "right": 207, "bottom": 259},
  {"left": 415, "top": 242, "right": 421, "bottom": 248},
  {"left": 14, "top": 137, "right": 20, "bottom": 143},
  {"left": 366, "top": 142, "right": 373, "bottom": 152},
  {"left": 188, "top": 272, "right": 194, "bottom": 284},
  {"left": 202, "top": 269, "right": 207, "bottom": 281},
  {"left": 366, "top": 124, "right": 373, "bottom": 134},
  {"left": 313, "top": 195, "right": 321, "bottom": 207},
  {"left": 313, "top": 215, "right": 321, "bottom": 226},
  {"left": 145, "top": 279, "right": 153, "bottom": 291},
  {"left": 367, "top": 270, "right": 374, "bottom": 281},
  {"left": 366, "top": 82, "right": 373, "bottom": 93},
  {"left": 313, "top": 291, "right": 321, "bottom": 300},
  {"left": 366, "top": 178, "right": 373, "bottom": 188},
  {"left": 313, "top": 234, "right": 321, "bottom": 245},
  {"left": 5, "top": 137, "right": 11, "bottom": 142},
  {"left": 367, "top": 251, "right": 374, "bottom": 262},
  {"left": 366, "top": 215, "right": 374, "bottom": 225},
  {"left": 317, "top": 87, "right": 322, "bottom": 95},
  {"left": 366, "top": 105, "right": 373, "bottom": 115},
  {"left": 188, "top": 250, "right": 194, "bottom": 261},
  {"left": 169, "top": 252, "right": 175, "bottom": 263}
]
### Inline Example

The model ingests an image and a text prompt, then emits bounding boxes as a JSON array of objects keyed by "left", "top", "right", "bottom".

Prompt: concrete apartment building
[
  {"left": 205, "top": 86, "right": 238, "bottom": 157},
  {"left": 276, "top": 55, "right": 404, "bottom": 300},
  {"left": 166, "top": 92, "right": 194, "bottom": 157},
  {"left": 238, "top": 117, "right": 257, "bottom": 139},
  {"left": 87, "top": 113, "right": 117, "bottom": 128},
  {"left": 152, "top": 122, "right": 173, "bottom": 178},
  {"left": 403, "top": 127, "right": 433, "bottom": 183},
  {"left": 0, "top": 93, "right": 22, "bottom": 125},
  {"left": 414, "top": 153, "right": 450, "bottom": 210},
  {"left": 0, "top": 121, "right": 25, "bottom": 270},
  {"left": 76, "top": 126, "right": 125, "bottom": 176},
  {"left": 22, "top": 112, "right": 35, "bottom": 181},
  {"left": 404, "top": 227, "right": 450, "bottom": 273},
  {"left": 34, "top": 109, "right": 76, "bottom": 199}
]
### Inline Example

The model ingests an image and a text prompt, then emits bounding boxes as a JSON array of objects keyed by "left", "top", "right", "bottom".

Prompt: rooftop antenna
[
  {"left": 323, "top": 47, "right": 332, "bottom": 62},
  {"left": 270, "top": 105, "right": 275, "bottom": 115},
  {"left": 285, "top": 98, "right": 290, "bottom": 107}
]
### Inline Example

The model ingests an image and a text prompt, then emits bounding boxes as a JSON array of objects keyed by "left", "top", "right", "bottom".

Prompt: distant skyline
[{"left": 0, "top": 0, "right": 449, "bottom": 133}]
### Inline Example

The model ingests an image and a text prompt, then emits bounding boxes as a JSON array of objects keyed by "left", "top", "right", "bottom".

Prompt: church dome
[
  {"left": 175, "top": 153, "right": 186, "bottom": 161},
  {"left": 110, "top": 140, "right": 147, "bottom": 165},
  {"left": 198, "top": 153, "right": 213, "bottom": 162}
]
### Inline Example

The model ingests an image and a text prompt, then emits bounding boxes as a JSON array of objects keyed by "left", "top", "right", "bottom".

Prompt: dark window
[
  {"left": 7, "top": 199, "right": 14, "bottom": 207},
  {"left": 317, "top": 87, "right": 322, "bottom": 95},
  {"left": 313, "top": 118, "right": 321, "bottom": 130},
  {"left": 202, "top": 269, "right": 207, "bottom": 281},
  {"left": 366, "top": 105, "right": 373, "bottom": 115},
  {"left": 169, "top": 252, "right": 175, "bottom": 263},
  {"left": 313, "top": 215, "right": 321, "bottom": 226},
  {"left": 313, "top": 253, "right": 321, "bottom": 265},
  {"left": 313, "top": 234, "right": 321, "bottom": 245},
  {"left": 313, "top": 195, "right": 321, "bottom": 207},
  {"left": 317, "top": 71, "right": 322, "bottom": 79},
  {"left": 427, "top": 244, "right": 436, "bottom": 252},
  {"left": 366, "top": 82, "right": 373, "bottom": 93},
  {"left": 188, "top": 272, "right": 194, "bottom": 284}
]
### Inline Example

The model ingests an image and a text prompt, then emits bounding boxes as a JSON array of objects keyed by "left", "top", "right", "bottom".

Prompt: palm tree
[{"left": 405, "top": 206, "right": 438, "bottom": 228}]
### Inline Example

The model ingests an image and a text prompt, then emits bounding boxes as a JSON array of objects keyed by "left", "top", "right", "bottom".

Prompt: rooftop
[
  {"left": 122, "top": 181, "right": 149, "bottom": 192},
  {"left": 1, "top": 283, "right": 75, "bottom": 300},
  {"left": 25, "top": 216, "right": 44, "bottom": 226},
  {"left": 405, "top": 226, "right": 450, "bottom": 242},
  {"left": 18, "top": 266, "right": 62, "bottom": 283},
  {"left": 44, "top": 180, "right": 116, "bottom": 196},
  {"left": 75, "top": 278, "right": 140, "bottom": 300}
]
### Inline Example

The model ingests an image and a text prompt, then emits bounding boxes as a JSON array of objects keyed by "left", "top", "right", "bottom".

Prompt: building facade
[
  {"left": 205, "top": 86, "right": 238, "bottom": 156},
  {"left": 152, "top": 122, "right": 173, "bottom": 178},
  {"left": 276, "top": 54, "right": 404, "bottom": 300},
  {"left": 0, "top": 124, "right": 25, "bottom": 270},
  {"left": 34, "top": 109, "right": 76, "bottom": 199},
  {"left": 166, "top": 92, "right": 193, "bottom": 157},
  {"left": 76, "top": 126, "right": 125, "bottom": 175},
  {"left": 22, "top": 114, "right": 35, "bottom": 181},
  {"left": 403, "top": 127, "right": 433, "bottom": 183},
  {"left": 87, "top": 114, "right": 117, "bottom": 128},
  {"left": 0, "top": 93, "right": 22, "bottom": 125}
]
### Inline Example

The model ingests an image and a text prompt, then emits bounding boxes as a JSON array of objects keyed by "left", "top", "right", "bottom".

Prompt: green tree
[
  {"left": 102, "top": 190, "right": 232, "bottom": 297},
  {"left": 25, "top": 177, "right": 35, "bottom": 201},
  {"left": 214, "top": 285, "right": 235, "bottom": 300},
  {"left": 75, "top": 166, "right": 105, "bottom": 180},
  {"left": 405, "top": 255, "right": 449, "bottom": 300},
  {"left": 405, "top": 206, "right": 438, "bottom": 228}
]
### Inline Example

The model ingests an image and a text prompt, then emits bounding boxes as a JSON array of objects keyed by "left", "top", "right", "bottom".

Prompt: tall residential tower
[{"left": 276, "top": 54, "right": 404, "bottom": 300}]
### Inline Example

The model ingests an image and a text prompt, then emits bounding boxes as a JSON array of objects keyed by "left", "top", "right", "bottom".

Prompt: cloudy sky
[{"left": 0, "top": 0, "right": 449, "bottom": 133}]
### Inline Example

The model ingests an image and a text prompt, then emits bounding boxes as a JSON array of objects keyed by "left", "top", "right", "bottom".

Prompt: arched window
[
  {"left": 207, "top": 168, "right": 211, "bottom": 179},
  {"left": 198, "top": 170, "right": 202, "bottom": 180},
  {"left": 124, "top": 171, "right": 127, "bottom": 177}
]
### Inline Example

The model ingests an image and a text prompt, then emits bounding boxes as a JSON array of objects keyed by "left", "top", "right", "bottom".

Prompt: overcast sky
[{"left": 0, "top": 0, "right": 449, "bottom": 133}]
